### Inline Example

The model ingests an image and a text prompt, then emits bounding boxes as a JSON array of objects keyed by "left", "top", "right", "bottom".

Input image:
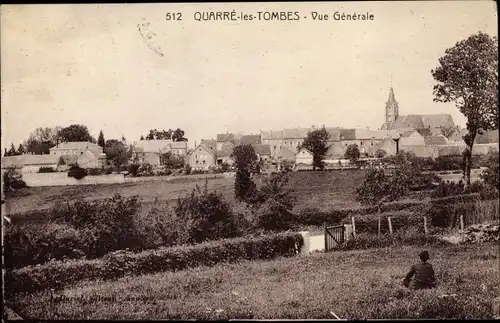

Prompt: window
[
  {"left": 203, "top": 160, "right": 206, "bottom": 165},
  {"left": 360, "top": 142, "right": 363, "bottom": 146}
]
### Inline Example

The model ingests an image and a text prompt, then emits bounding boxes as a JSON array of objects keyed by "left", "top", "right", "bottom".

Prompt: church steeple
[{"left": 384, "top": 86, "right": 399, "bottom": 129}]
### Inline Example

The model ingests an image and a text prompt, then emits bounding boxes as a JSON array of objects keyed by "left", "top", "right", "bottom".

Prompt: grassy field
[
  {"left": 7, "top": 242, "right": 499, "bottom": 320},
  {"left": 5, "top": 169, "right": 367, "bottom": 216}
]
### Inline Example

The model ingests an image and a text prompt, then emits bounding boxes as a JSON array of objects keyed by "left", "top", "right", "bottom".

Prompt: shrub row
[
  {"left": 5, "top": 232, "right": 304, "bottom": 295},
  {"left": 340, "top": 210, "right": 425, "bottom": 234},
  {"left": 295, "top": 200, "right": 426, "bottom": 226},
  {"left": 336, "top": 227, "right": 447, "bottom": 252}
]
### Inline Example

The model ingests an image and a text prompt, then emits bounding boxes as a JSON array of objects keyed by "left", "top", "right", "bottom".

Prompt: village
[{"left": 2, "top": 87, "right": 499, "bottom": 178}]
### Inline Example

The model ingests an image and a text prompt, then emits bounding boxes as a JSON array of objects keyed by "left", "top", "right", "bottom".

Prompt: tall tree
[
  {"left": 58, "top": 124, "right": 92, "bottom": 142},
  {"left": 4, "top": 148, "right": 8, "bottom": 157},
  {"left": 25, "top": 126, "right": 62, "bottom": 154},
  {"left": 432, "top": 32, "right": 498, "bottom": 186},
  {"left": 299, "top": 127, "right": 330, "bottom": 171},
  {"left": 344, "top": 144, "right": 361, "bottom": 164},
  {"left": 172, "top": 128, "right": 188, "bottom": 142},
  {"left": 104, "top": 139, "right": 129, "bottom": 169},
  {"left": 97, "top": 130, "right": 105, "bottom": 148},
  {"left": 7, "top": 143, "right": 17, "bottom": 156},
  {"left": 231, "top": 144, "right": 258, "bottom": 201},
  {"left": 17, "top": 144, "right": 25, "bottom": 155}
]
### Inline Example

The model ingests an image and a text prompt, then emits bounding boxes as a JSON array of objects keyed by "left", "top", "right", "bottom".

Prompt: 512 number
[{"left": 166, "top": 13, "right": 182, "bottom": 21}]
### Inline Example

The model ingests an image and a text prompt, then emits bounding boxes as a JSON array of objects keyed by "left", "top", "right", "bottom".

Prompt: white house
[{"left": 295, "top": 148, "right": 313, "bottom": 166}]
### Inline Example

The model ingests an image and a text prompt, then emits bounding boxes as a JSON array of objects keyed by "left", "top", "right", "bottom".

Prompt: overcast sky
[{"left": 1, "top": 2, "right": 498, "bottom": 148}]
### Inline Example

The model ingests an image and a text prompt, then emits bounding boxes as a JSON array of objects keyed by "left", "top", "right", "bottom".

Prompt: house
[
  {"left": 216, "top": 133, "right": 237, "bottom": 150},
  {"left": 188, "top": 143, "right": 216, "bottom": 170},
  {"left": 398, "top": 129, "right": 425, "bottom": 146},
  {"left": 339, "top": 128, "right": 357, "bottom": 147},
  {"left": 252, "top": 144, "right": 271, "bottom": 163},
  {"left": 239, "top": 134, "right": 262, "bottom": 145},
  {"left": 215, "top": 143, "right": 235, "bottom": 165},
  {"left": 275, "top": 146, "right": 296, "bottom": 164},
  {"left": 1, "top": 154, "right": 61, "bottom": 173},
  {"left": 375, "top": 137, "right": 398, "bottom": 156},
  {"left": 77, "top": 149, "right": 107, "bottom": 169},
  {"left": 282, "top": 128, "right": 311, "bottom": 152},
  {"left": 354, "top": 129, "right": 399, "bottom": 156},
  {"left": 400, "top": 145, "right": 438, "bottom": 158},
  {"left": 424, "top": 135, "right": 448, "bottom": 146},
  {"left": 261, "top": 130, "right": 284, "bottom": 159},
  {"left": 475, "top": 130, "right": 499, "bottom": 144},
  {"left": 131, "top": 140, "right": 188, "bottom": 166},
  {"left": 57, "top": 155, "right": 79, "bottom": 171},
  {"left": 295, "top": 148, "right": 313, "bottom": 166},
  {"left": 325, "top": 142, "right": 346, "bottom": 160},
  {"left": 50, "top": 141, "right": 103, "bottom": 156}
]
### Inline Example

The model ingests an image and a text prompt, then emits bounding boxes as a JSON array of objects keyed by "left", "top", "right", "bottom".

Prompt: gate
[{"left": 325, "top": 225, "right": 346, "bottom": 252}]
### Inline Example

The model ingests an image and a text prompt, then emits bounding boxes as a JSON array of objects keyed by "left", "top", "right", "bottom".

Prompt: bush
[
  {"left": 5, "top": 232, "right": 304, "bottom": 295},
  {"left": 104, "top": 166, "right": 115, "bottom": 175},
  {"left": 338, "top": 227, "right": 445, "bottom": 251},
  {"left": 50, "top": 194, "right": 143, "bottom": 258},
  {"left": 174, "top": 184, "right": 241, "bottom": 243},
  {"left": 134, "top": 203, "right": 192, "bottom": 250},
  {"left": 137, "top": 163, "right": 154, "bottom": 177},
  {"left": 86, "top": 168, "right": 103, "bottom": 176},
  {"left": 128, "top": 164, "right": 140, "bottom": 176},
  {"left": 4, "top": 222, "right": 85, "bottom": 269},
  {"left": 3, "top": 167, "right": 27, "bottom": 192},
  {"left": 184, "top": 164, "right": 192, "bottom": 175},
  {"left": 67, "top": 165, "right": 87, "bottom": 179},
  {"left": 38, "top": 167, "right": 56, "bottom": 173},
  {"left": 340, "top": 210, "right": 426, "bottom": 235}
]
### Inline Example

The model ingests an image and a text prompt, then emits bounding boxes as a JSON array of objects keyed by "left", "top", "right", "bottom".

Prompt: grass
[
  {"left": 8, "top": 242, "right": 499, "bottom": 320},
  {"left": 5, "top": 169, "right": 367, "bottom": 217}
]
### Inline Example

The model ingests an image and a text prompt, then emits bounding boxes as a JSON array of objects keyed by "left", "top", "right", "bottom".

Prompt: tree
[
  {"left": 97, "top": 130, "right": 105, "bottom": 148},
  {"left": 24, "top": 126, "right": 62, "bottom": 154},
  {"left": 17, "top": 144, "right": 25, "bottom": 155},
  {"left": 145, "top": 129, "right": 172, "bottom": 140},
  {"left": 480, "top": 149, "right": 499, "bottom": 190},
  {"left": 104, "top": 139, "right": 129, "bottom": 169},
  {"left": 432, "top": 32, "right": 498, "bottom": 186},
  {"left": 58, "top": 124, "right": 92, "bottom": 142},
  {"left": 7, "top": 143, "right": 17, "bottom": 156},
  {"left": 172, "top": 128, "right": 188, "bottom": 142},
  {"left": 140, "top": 135, "right": 145, "bottom": 140},
  {"left": 3, "top": 148, "right": 7, "bottom": 157},
  {"left": 300, "top": 127, "right": 330, "bottom": 170},
  {"left": 345, "top": 144, "right": 360, "bottom": 163},
  {"left": 231, "top": 144, "right": 258, "bottom": 201},
  {"left": 375, "top": 149, "right": 387, "bottom": 159}
]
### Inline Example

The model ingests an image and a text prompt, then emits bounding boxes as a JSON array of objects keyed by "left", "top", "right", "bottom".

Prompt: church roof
[{"left": 392, "top": 114, "right": 455, "bottom": 130}]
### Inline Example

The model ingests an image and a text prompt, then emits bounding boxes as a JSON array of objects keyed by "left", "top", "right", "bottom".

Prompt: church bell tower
[{"left": 384, "top": 87, "right": 399, "bottom": 130}]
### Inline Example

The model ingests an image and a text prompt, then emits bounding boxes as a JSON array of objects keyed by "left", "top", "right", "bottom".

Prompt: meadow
[
  {"left": 5, "top": 169, "right": 367, "bottom": 217},
  {"left": 7, "top": 242, "right": 499, "bottom": 320}
]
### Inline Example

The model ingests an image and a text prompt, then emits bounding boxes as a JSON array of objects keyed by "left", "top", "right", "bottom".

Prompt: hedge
[
  {"left": 340, "top": 210, "right": 426, "bottom": 235},
  {"left": 5, "top": 232, "right": 304, "bottom": 295},
  {"left": 336, "top": 228, "right": 447, "bottom": 252}
]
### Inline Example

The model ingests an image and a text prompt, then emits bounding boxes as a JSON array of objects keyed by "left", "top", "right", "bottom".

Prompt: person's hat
[{"left": 419, "top": 250, "right": 430, "bottom": 260}]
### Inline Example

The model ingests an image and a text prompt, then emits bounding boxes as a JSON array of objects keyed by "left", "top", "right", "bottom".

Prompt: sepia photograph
[{"left": 1, "top": 1, "right": 499, "bottom": 320}]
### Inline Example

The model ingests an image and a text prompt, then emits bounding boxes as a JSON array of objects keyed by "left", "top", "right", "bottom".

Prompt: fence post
[
  {"left": 460, "top": 215, "right": 464, "bottom": 230},
  {"left": 423, "top": 216, "right": 428, "bottom": 235},
  {"left": 388, "top": 216, "right": 393, "bottom": 235},
  {"left": 324, "top": 226, "right": 328, "bottom": 252},
  {"left": 378, "top": 215, "right": 381, "bottom": 237},
  {"left": 351, "top": 216, "right": 356, "bottom": 239}
]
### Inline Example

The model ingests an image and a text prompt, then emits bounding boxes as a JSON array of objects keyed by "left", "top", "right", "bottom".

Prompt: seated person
[{"left": 403, "top": 250, "right": 437, "bottom": 290}]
